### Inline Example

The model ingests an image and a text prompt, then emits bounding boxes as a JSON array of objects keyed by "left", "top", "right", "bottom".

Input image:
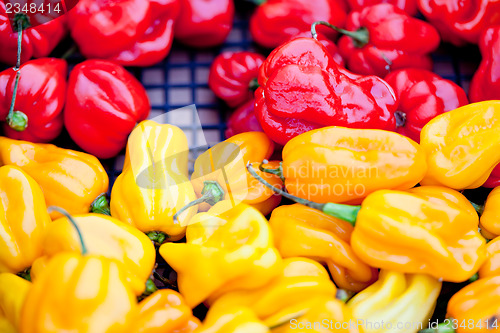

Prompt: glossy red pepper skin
[
  {"left": 64, "top": 60, "right": 150, "bottom": 159},
  {"left": 255, "top": 37, "right": 398, "bottom": 146},
  {"left": 250, "top": 0, "right": 347, "bottom": 49},
  {"left": 347, "top": 0, "right": 418, "bottom": 15},
  {"left": 289, "top": 33, "right": 345, "bottom": 67},
  {"left": 385, "top": 68, "right": 468, "bottom": 143},
  {"left": 470, "top": 27, "right": 500, "bottom": 103},
  {"left": 0, "top": 58, "right": 66, "bottom": 142},
  {"left": 0, "top": 3, "right": 67, "bottom": 66},
  {"left": 338, "top": 4, "right": 440, "bottom": 77},
  {"left": 68, "top": 0, "right": 179, "bottom": 66},
  {"left": 418, "top": 0, "right": 500, "bottom": 46},
  {"left": 209, "top": 52, "right": 265, "bottom": 108},
  {"left": 225, "top": 99, "right": 264, "bottom": 139},
  {"left": 174, "top": 0, "right": 234, "bottom": 48}
]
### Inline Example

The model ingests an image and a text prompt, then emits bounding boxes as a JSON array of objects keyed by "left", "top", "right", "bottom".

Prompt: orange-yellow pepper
[
  {"left": 0, "top": 137, "right": 109, "bottom": 219},
  {"left": 0, "top": 273, "right": 31, "bottom": 332},
  {"left": 0, "top": 165, "right": 51, "bottom": 274},
  {"left": 281, "top": 126, "right": 427, "bottom": 204},
  {"left": 30, "top": 213, "right": 156, "bottom": 295},
  {"left": 479, "top": 236, "right": 500, "bottom": 279},
  {"left": 351, "top": 186, "right": 486, "bottom": 282},
  {"left": 132, "top": 289, "right": 201, "bottom": 333},
  {"left": 111, "top": 120, "right": 197, "bottom": 242},
  {"left": 447, "top": 275, "right": 500, "bottom": 333},
  {"left": 479, "top": 186, "right": 500, "bottom": 238},
  {"left": 196, "top": 303, "right": 270, "bottom": 333},
  {"left": 159, "top": 201, "right": 282, "bottom": 308},
  {"left": 269, "top": 204, "right": 377, "bottom": 292},
  {"left": 20, "top": 252, "right": 137, "bottom": 333},
  {"left": 420, "top": 101, "right": 500, "bottom": 189}
]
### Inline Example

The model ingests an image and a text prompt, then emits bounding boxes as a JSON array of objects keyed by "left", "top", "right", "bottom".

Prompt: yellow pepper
[
  {"left": 196, "top": 303, "right": 270, "bottom": 333},
  {"left": 420, "top": 101, "right": 500, "bottom": 189},
  {"left": 479, "top": 186, "right": 500, "bottom": 238},
  {"left": 0, "top": 273, "right": 31, "bottom": 331},
  {"left": 132, "top": 289, "right": 201, "bottom": 333},
  {"left": 20, "top": 252, "right": 137, "bottom": 333},
  {"left": 110, "top": 120, "right": 197, "bottom": 242},
  {"left": 269, "top": 204, "right": 377, "bottom": 292},
  {"left": 0, "top": 137, "right": 109, "bottom": 219},
  {"left": 0, "top": 318, "right": 16, "bottom": 333},
  {"left": 479, "top": 236, "right": 500, "bottom": 279},
  {"left": 210, "top": 257, "right": 337, "bottom": 327},
  {"left": 30, "top": 213, "right": 156, "bottom": 296},
  {"left": 159, "top": 201, "right": 282, "bottom": 308},
  {"left": 281, "top": 126, "right": 427, "bottom": 204},
  {"left": 347, "top": 270, "right": 442, "bottom": 333},
  {"left": 0, "top": 165, "right": 51, "bottom": 274}
]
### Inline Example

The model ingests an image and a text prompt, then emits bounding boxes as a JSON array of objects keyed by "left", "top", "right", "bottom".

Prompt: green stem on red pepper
[
  {"left": 311, "top": 21, "right": 369, "bottom": 48},
  {"left": 47, "top": 206, "right": 88, "bottom": 255}
]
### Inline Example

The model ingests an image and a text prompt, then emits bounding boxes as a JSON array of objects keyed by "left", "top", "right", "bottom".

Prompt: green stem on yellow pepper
[
  {"left": 90, "top": 193, "right": 111, "bottom": 215},
  {"left": 47, "top": 206, "right": 88, "bottom": 255},
  {"left": 173, "top": 180, "right": 225, "bottom": 223},
  {"left": 259, "top": 159, "right": 285, "bottom": 183}
]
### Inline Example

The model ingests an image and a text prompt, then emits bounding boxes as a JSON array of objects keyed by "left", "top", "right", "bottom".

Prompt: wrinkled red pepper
[
  {"left": 249, "top": 0, "right": 347, "bottom": 49},
  {"left": 64, "top": 60, "right": 150, "bottom": 159},
  {"left": 174, "top": 0, "right": 234, "bottom": 48},
  {"left": 347, "top": 0, "right": 418, "bottom": 15},
  {"left": 384, "top": 68, "right": 468, "bottom": 143},
  {"left": 68, "top": 0, "right": 179, "bottom": 66},
  {"left": 334, "top": 4, "right": 440, "bottom": 77},
  {"left": 225, "top": 98, "right": 264, "bottom": 138},
  {"left": 0, "top": 3, "right": 67, "bottom": 66},
  {"left": 208, "top": 51, "right": 265, "bottom": 108},
  {"left": 255, "top": 37, "right": 397, "bottom": 146},
  {"left": 0, "top": 58, "right": 66, "bottom": 142},
  {"left": 289, "top": 32, "right": 345, "bottom": 67},
  {"left": 418, "top": 0, "right": 500, "bottom": 45}
]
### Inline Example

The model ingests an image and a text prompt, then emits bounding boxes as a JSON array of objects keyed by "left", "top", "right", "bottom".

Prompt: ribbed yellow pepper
[
  {"left": 348, "top": 270, "right": 442, "bottom": 333},
  {"left": 0, "top": 317, "right": 16, "bottom": 333},
  {"left": 0, "top": 273, "right": 31, "bottom": 331},
  {"left": 479, "top": 186, "right": 500, "bottom": 238},
  {"left": 30, "top": 213, "right": 156, "bottom": 295},
  {"left": 196, "top": 303, "right": 270, "bottom": 333},
  {"left": 0, "top": 137, "right": 109, "bottom": 219},
  {"left": 479, "top": 236, "right": 500, "bottom": 279},
  {"left": 420, "top": 101, "right": 500, "bottom": 189},
  {"left": 0, "top": 165, "right": 51, "bottom": 274},
  {"left": 20, "top": 252, "right": 137, "bottom": 333},
  {"left": 159, "top": 201, "right": 282, "bottom": 308},
  {"left": 111, "top": 120, "right": 197, "bottom": 242}
]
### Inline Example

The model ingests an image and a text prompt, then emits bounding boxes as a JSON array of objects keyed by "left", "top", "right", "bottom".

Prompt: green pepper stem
[
  {"left": 90, "top": 193, "right": 111, "bottom": 215},
  {"left": 173, "top": 181, "right": 225, "bottom": 223},
  {"left": 469, "top": 201, "right": 484, "bottom": 216},
  {"left": 17, "top": 268, "right": 31, "bottom": 282},
  {"left": 146, "top": 231, "right": 168, "bottom": 246},
  {"left": 47, "top": 206, "right": 88, "bottom": 255},
  {"left": 311, "top": 21, "right": 369, "bottom": 48},
  {"left": 419, "top": 321, "right": 456, "bottom": 333},
  {"left": 258, "top": 159, "right": 285, "bottom": 183},
  {"left": 246, "top": 162, "right": 359, "bottom": 225},
  {"left": 249, "top": 77, "right": 260, "bottom": 92},
  {"left": 336, "top": 289, "right": 356, "bottom": 303}
]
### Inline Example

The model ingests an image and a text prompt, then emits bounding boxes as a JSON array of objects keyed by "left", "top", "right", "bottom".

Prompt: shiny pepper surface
[
  {"left": 0, "top": 165, "right": 50, "bottom": 274},
  {"left": 211, "top": 257, "right": 337, "bottom": 327},
  {"left": 269, "top": 205, "right": 377, "bottom": 291},
  {"left": 33, "top": 214, "right": 156, "bottom": 296},
  {"left": 20, "top": 253, "right": 137, "bottom": 333},
  {"left": 447, "top": 275, "right": 500, "bottom": 333},
  {"left": 133, "top": 290, "right": 201, "bottom": 333},
  {"left": 338, "top": 4, "right": 440, "bottom": 77},
  {"left": 479, "top": 237, "right": 500, "bottom": 278},
  {"left": 225, "top": 99, "right": 264, "bottom": 138},
  {"left": 255, "top": 38, "right": 398, "bottom": 146},
  {"left": 0, "top": 273, "right": 31, "bottom": 331},
  {"left": 159, "top": 202, "right": 282, "bottom": 308},
  {"left": 196, "top": 303, "right": 270, "bottom": 333},
  {"left": 348, "top": 270, "right": 442, "bottom": 333},
  {"left": 111, "top": 120, "right": 197, "bottom": 241},
  {"left": 418, "top": 0, "right": 500, "bottom": 45},
  {"left": 347, "top": 0, "right": 418, "bottom": 15},
  {"left": 351, "top": 186, "right": 485, "bottom": 282},
  {"left": 0, "top": 58, "right": 67, "bottom": 142},
  {"left": 420, "top": 101, "right": 500, "bottom": 189},
  {"left": 249, "top": 0, "right": 347, "bottom": 49},
  {"left": 0, "top": 137, "right": 109, "bottom": 219},
  {"left": 384, "top": 68, "right": 468, "bottom": 143},
  {"left": 282, "top": 126, "right": 427, "bottom": 204},
  {"left": 480, "top": 187, "right": 500, "bottom": 238}
]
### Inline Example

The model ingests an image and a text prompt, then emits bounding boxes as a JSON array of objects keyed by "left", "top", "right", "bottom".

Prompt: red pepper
[
  {"left": 249, "top": 0, "right": 347, "bottom": 49},
  {"left": 384, "top": 68, "right": 468, "bottom": 143},
  {"left": 334, "top": 4, "right": 440, "bottom": 77},
  {"left": 347, "top": 0, "right": 418, "bottom": 15},
  {"left": 0, "top": 4, "right": 67, "bottom": 66},
  {"left": 64, "top": 60, "right": 150, "bottom": 159},
  {"left": 255, "top": 37, "right": 397, "bottom": 146},
  {"left": 225, "top": 99, "right": 264, "bottom": 139},
  {"left": 68, "top": 0, "right": 179, "bottom": 66},
  {"left": 418, "top": 0, "right": 500, "bottom": 46},
  {"left": 289, "top": 32, "right": 345, "bottom": 67},
  {"left": 174, "top": 0, "right": 234, "bottom": 48},
  {"left": 208, "top": 51, "right": 265, "bottom": 108},
  {"left": 0, "top": 58, "right": 66, "bottom": 142}
]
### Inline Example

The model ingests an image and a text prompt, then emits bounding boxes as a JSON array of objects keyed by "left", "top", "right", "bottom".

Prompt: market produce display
[{"left": 1, "top": 0, "right": 500, "bottom": 332}]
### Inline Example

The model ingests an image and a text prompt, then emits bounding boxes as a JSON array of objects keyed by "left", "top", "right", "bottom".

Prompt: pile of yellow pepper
[{"left": 1, "top": 101, "right": 500, "bottom": 332}]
